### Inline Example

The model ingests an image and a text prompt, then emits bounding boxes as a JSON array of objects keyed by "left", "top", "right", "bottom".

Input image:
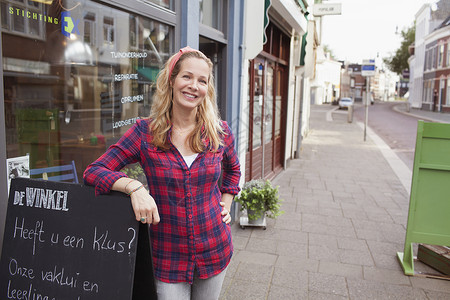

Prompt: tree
[
  {"left": 323, "top": 44, "right": 336, "bottom": 60},
  {"left": 384, "top": 24, "right": 415, "bottom": 75}
]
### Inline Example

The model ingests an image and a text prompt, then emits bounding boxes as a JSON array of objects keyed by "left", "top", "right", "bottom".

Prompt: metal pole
[{"left": 364, "top": 77, "right": 369, "bottom": 141}]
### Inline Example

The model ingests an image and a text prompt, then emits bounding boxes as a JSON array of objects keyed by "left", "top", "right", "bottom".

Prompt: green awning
[
  {"left": 299, "top": 12, "right": 309, "bottom": 66},
  {"left": 263, "top": 0, "right": 271, "bottom": 44}
]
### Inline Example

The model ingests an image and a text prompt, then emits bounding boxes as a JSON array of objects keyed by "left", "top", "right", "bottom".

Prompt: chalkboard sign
[{"left": 0, "top": 178, "right": 156, "bottom": 300}]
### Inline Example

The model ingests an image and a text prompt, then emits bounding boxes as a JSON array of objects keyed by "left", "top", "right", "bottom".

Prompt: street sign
[
  {"left": 362, "top": 59, "right": 375, "bottom": 77},
  {"left": 362, "top": 65, "right": 375, "bottom": 76},
  {"left": 313, "top": 3, "right": 342, "bottom": 16}
]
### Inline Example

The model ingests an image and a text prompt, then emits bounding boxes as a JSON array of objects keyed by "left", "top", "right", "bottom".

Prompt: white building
[{"left": 310, "top": 46, "right": 341, "bottom": 105}]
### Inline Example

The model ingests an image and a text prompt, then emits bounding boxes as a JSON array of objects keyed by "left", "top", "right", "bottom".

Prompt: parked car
[{"left": 338, "top": 97, "right": 354, "bottom": 109}]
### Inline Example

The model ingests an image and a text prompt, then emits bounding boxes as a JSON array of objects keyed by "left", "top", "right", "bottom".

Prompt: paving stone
[
  {"left": 220, "top": 280, "right": 268, "bottom": 300},
  {"left": 234, "top": 262, "right": 274, "bottom": 284},
  {"left": 309, "top": 232, "right": 338, "bottom": 248},
  {"left": 232, "top": 234, "right": 249, "bottom": 250},
  {"left": 363, "top": 266, "right": 411, "bottom": 285},
  {"left": 233, "top": 250, "right": 278, "bottom": 265},
  {"left": 337, "top": 237, "right": 369, "bottom": 251},
  {"left": 424, "top": 290, "right": 450, "bottom": 299},
  {"left": 308, "top": 272, "right": 348, "bottom": 297},
  {"left": 410, "top": 276, "right": 450, "bottom": 293},
  {"left": 347, "top": 278, "right": 392, "bottom": 299},
  {"left": 245, "top": 237, "right": 278, "bottom": 254},
  {"left": 366, "top": 240, "right": 404, "bottom": 255},
  {"left": 275, "top": 255, "right": 319, "bottom": 272},
  {"left": 318, "top": 260, "right": 363, "bottom": 279},
  {"left": 309, "top": 244, "right": 340, "bottom": 262},
  {"left": 271, "top": 267, "right": 308, "bottom": 289},
  {"left": 267, "top": 285, "right": 308, "bottom": 300},
  {"left": 339, "top": 249, "right": 375, "bottom": 266}
]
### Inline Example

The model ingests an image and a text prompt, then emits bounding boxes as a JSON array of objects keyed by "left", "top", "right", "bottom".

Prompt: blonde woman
[{"left": 83, "top": 47, "right": 241, "bottom": 299}]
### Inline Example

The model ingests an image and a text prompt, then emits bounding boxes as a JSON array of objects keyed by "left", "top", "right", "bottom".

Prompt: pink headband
[{"left": 168, "top": 46, "right": 199, "bottom": 80}]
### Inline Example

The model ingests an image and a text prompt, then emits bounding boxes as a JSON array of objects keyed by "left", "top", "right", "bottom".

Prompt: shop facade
[
  {"left": 0, "top": 0, "right": 243, "bottom": 250},
  {"left": 242, "top": 1, "right": 308, "bottom": 182}
]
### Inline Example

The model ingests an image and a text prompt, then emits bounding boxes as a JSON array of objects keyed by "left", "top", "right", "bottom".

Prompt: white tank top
[{"left": 183, "top": 153, "right": 198, "bottom": 168}]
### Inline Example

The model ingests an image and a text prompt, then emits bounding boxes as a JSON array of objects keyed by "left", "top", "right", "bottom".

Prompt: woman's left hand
[{"left": 220, "top": 202, "right": 231, "bottom": 224}]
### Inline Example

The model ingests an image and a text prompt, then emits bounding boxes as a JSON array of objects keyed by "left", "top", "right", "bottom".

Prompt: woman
[{"left": 83, "top": 46, "right": 241, "bottom": 299}]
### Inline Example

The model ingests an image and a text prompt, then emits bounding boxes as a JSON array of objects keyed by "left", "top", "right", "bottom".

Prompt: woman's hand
[
  {"left": 130, "top": 187, "right": 160, "bottom": 225},
  {"left": 220, "top": 201, "right": 231, "bottom": 225},
  {"left": 112, "top": 178, "right": 160, "bottom": 225}
]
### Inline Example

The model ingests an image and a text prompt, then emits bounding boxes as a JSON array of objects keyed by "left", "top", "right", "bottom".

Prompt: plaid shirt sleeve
[
  {"left": 83, "top": 120, "right": 144, "bottom": 195},
  {"left": 220, "top": 121, "right": 241, "bottom": 195}
]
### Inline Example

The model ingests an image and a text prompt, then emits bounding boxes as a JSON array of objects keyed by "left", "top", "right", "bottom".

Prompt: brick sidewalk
[{"left": 220, "top": 104, "right": 450, "bottom": 299}]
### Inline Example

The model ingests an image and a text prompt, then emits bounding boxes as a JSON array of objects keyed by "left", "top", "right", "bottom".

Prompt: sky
[{"left": 321, "top": 0, "right": 433, "bottom": 64}]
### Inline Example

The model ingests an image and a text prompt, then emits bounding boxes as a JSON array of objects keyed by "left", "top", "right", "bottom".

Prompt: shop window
[
  {"left": 199, "top": 37, "right": 225, "bottom": 117},
  {"left": 2, "top": 1, "right": 173, "bottom": 184}
]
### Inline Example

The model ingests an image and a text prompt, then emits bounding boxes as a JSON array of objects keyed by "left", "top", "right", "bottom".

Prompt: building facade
[
  {"left": 423, "top": 18, "right": 450, "bottom": 112},
  {"left": 409, "top": 0, "right": 450, "bottom": 111},
  {"left": 239, "top": 0, "right": 309, "bottom": 182},
  {"left": 0, "top": 0, "right": 244, "bottom": 251}
]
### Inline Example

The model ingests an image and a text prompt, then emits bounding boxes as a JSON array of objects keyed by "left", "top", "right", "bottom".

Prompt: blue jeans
[{"left": 155, "top": 268, "right": 227, "bottom": 300}]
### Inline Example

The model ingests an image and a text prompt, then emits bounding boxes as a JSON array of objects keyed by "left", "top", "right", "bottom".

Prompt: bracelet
[
  {"left": 124, "top": 180, "right": 136, "bottom": 194},
  {"left": 128, "top": 184, "right": 144, "bottom": 196}
]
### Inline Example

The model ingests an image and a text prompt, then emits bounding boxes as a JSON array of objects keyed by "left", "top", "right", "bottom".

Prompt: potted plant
[{"left": 235, "top": 179, "right": 283, "bottom": 228}]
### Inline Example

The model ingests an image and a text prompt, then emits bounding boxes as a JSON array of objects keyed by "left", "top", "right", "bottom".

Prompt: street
[{"left": 352, "top": 101, "right": 419, "bottom": 171}]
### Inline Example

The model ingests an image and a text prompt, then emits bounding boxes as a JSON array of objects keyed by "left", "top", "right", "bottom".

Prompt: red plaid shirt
[{"left": 83, "top": 119, "right": 241, "bottom": 283}]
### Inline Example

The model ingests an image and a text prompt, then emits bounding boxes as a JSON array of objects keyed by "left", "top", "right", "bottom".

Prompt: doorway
[{"left": 245, "top": 57, "right": 286, "bottom": 181}]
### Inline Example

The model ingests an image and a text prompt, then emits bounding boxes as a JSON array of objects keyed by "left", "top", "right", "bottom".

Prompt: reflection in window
[
  {"left": 103, "top": 16, "right": 114, "bottom": 47},
  {"left": 130, "top": 15, "right": 137, "bottom": 48},
  {"left": 84, "top": 12, "right": 96, "bottom": 46},
  {"left": 2, "top": 1, "right": 173, "bottom": 183},
  {"left": 146, "top": 0, "right": 172, "bottom": 10},
  {"left": 2, "top": 1, "right": 45, "bottom": 39},
  {"left": 252, "top": 63, "right": 263, "bottom": 150}
]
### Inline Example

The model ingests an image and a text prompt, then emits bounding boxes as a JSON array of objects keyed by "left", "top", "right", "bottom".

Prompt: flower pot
[{"left": 247, "top": 209, "right": 266, "bottom": 225}]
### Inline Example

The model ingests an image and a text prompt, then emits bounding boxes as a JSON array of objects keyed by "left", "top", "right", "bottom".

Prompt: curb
[{"left": 392, "top": 103, "right": 445, "bottom": 123}]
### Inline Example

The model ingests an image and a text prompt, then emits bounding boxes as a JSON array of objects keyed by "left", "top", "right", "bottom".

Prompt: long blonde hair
[{"left": 149, "top": 50, "right": 224, "bottom": 152}]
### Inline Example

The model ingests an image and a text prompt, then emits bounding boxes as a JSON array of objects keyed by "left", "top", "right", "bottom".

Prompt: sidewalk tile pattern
[{"left": 220, "top": 104, "right": 450, "bottom": 299}]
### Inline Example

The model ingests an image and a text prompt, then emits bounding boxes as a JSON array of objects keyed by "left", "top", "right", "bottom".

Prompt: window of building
[
  {"left": 2, "top": 1, "right": 173, "bottom": 184},
  {"left": 438, "top": 44, "right": 444, "bottom": 68},
  {"left": 446, "top": 43, "right": 450, "bottom": 67},
  {"left": 423, "top": 80, "right": 432, "bottom": 103},
  {"left": 199, "top": 0, "right": 224, "bottom": 31},
  {"left": 426, "top": 49, "right": 432, "bottom": 70},
  {"left": 446, "top": 79, "right": 450, "bottom": 106},
  {"left": 432, "top": 46, "right": 437, "bottom": 69}
]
